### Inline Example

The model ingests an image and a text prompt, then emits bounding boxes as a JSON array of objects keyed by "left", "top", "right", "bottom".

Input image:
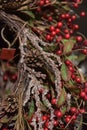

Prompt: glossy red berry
[
  {"left": 55, "top": 28, "right": 60, "bottom": 34},
  {"left": 46, "top": 34, "right": 51, "bottom": 41},
  {"left": 80, "top": 11, "right": 86, "bottom": 17},
  {"left": 79, "top": 108, "right": 85, "bottom": 113},
  {"left": 73, "top": 24, "right": 79, "bottom": 30},
  {"left": 83, "top": 40, "right": 87, "bottom": 46},
  {"left": 44, "top": 128, "right": 48, "bottom": 130},
  {"left": 76, "top": 36, "right": 83, "bottom": 42},
  {"left": 56, "top": 50, "right": 62, "bottom": 55},
  {"left": 80, "top": 91, "right": 85, "bottom": 98},
  {"left": 72, "top": 15, "right": 76, "bottom": 20},
  {"left": 50, "top": 26, "right": 55, "bottom": 31},
  {"left": 57, "top": 22, "right": 63, "bottom": 28},
  {"left": 39, "top": 0, "right": 45, "bottom": 6},
  {"left": 65, "top": 33, "right": 70, "bottom": 39},
  {"left": 72, "top": 115, "right": 77, "bottom": 120},
  {"left": 51, "top": 98, "right": 57, "bottom": 105},
  {"left": 71, "top": 74, "right": 76, "bottom": 80},
  {"left": 70, "top": 107, "right": 77, "bottom": 114},
  {"left": 81, "top": 49, "right": 87, "bottom": 54},
  {"left": 42, "top": 115, "right": 48, "bottom": 121},
  {"left": 51, "top": 31, "right": 56, "bottom": 36},
  {"left": 54, "top": 120, "right": 58, "bottom": 126},
  {"left": 65, "top": 116, "right": 71, "bottom": 123},
  {"left": 48, "top": 16, "right": 53, "bottom": 21},
  {"left": 55, "top": 110, "right": 63, "bottom": 118},
  {"left": 65, "top": 59, "right": 71, "bottom": 66},
  {"left": 75, "top": 77, "right": 81, "bottom": 83}
]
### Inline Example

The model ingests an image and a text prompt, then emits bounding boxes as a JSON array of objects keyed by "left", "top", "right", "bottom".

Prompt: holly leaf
[
  {"left": 28, "top": 100, "right": 34, "bottom": 121},
  {"left": 61, "top": 63, "right": 71, "bottom": 81},
  {"left": 57, "top": 88, "right": 67, "bottom": 107},
  {"left": 61, "top": 105, "right": 67, "bottom": 115},
  {"left": 21, "top": 11, "right": 35, "bottom": 19},
  {"left": 62, "top": 38, "right": 76, "bottom": 54}
]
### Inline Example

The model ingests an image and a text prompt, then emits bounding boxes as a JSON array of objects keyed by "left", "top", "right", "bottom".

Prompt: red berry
[
  {"left": 80, "top": 11, "right": 86, "bottom": 17},
  {"left": 45, "top": 121, "right": 49, "bottom": 127},
  {"left": 2, "top": 128, "right": 8, "bottom": 130},
  {"left": 48, "top": 16, "right": 53, "bottom": 21},
  {"left": 61, "top": 14, "right": 66, "bottom": 19},
  {"left": 51, "top": 31, "right": 56, "bottom": 36},
  {"left": 55, "top": 110, "right": 63, "bottom": 118},
  {"left": 71, "top": 74, "right": 76, "bottom": 80},
  {"left": 65, "top": 13, "right": 70, "bottom": 19},
  {"left": 83, "top": 40, "right": 87, "bottom": 46},
  {"left": 11, "top": 74, "right": 17, "bottom": 81},
  {"left": 36, "top": 7, "right": 41, "bottom": 12},
  {"left": 50, "top": 26, "right": 55, "bottom": 31},
  {"left": 80, "top": 91, "right": 85, "bottom": 98},
  {"left": 81, "top": 49, "right": 87, "bottom": 54},
  {"left": 65, "top": 60, "right": 71, "bottom": 66},
  {"left": 39, "top": 0, "right": 44, "bottom": 6},
  {"left": 65, "top": 116, "right": 71, "bottom": 123},
  {"left": 72, "top": 15, "right": 76, "bottom": 20},
  {"left": 75, "top": 77, "right": 81, "bottom": 83},
  {"left": 70, "top": 107, "right": 77, "bottom": 114},
  {"left": 3, "top": 75, "right": 8, "bottom": 82},
  {"left": 55, "top": 28, "right": 60, "bottom": 34},
  {"left": 76, "top": 36, "right": 83, "bottom": 42},
  {"left": 72, "top": 115, "right": 77, "bottom": 120},
  {"left": 84, "top": 87, "right": 87, "bottom": 94},
  {"left": 56, "top": 36, "right": 62, "bottom": 42},
  {"left": 46, "top": 93, "right": 51, "bottom": 99},
  {"left": 45, "top": 0, "right": 50, "bottom": 4},
  {"left": 54, "top": 120, "right": 58, "bottom": 126},
  {"left": 46, "top": 34, "right": 51, "bottom": 41},
  {"left": 42, "top": 115, "right": 48, "bottom": 121},
  {"left": 79, "top": 108, "right": 85, "bottom": 113},
  {"left": 64, "top": 29, "right": 69, "bottom": 34},
  {"left": 56, "top": 50, "right": 62, "bottom": 55},
  {"left": 84, "top": 95, "right": 87, "bottom": 101},
  {"left": 51, "top": 98, "right": 56, "bottom": 105},
  {"left": 73, "top": 3, "right": 79, "bottom": 8},
  {"left": 65, "top": 33, "right": 70, "bottom": 39},
  {"left": 73, "top": 24, "right": 79, "bottom": 30},
  {"left": 44, "top": 128, "right": 48, "bottom": 130},
  {"left": 57, "top": 22, "right": 63, "bottom": 28},
  {"left": 68, "top": 66, "right": 74, "bottom": 72}
]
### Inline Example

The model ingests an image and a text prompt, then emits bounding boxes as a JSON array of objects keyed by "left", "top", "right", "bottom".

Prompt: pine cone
[
  {"left": 25, "top": 48, "right": 44, "bottom": 68},
  {"left": 0, "top": 0, "right": 24, "bottom": 10}
]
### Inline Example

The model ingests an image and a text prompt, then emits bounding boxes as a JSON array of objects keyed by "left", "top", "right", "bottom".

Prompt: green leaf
[
  {"left": 67, "top": 55, "right": 77, "bottom": 61},
  {"left": 62, "top": 5, "right": 71, "bottom": 11},
  {"left": 61, "top": 105, "right": 67, "bottom": 115},
  {"left": 28, "top": 100, "right": 34, "bottom": 120},
  {"left": 43, "top": 44, "right": 58, "bottom": 52},
  {"left": 57, "top": 88, "right": 67, "bottom": 107},
  {"left": 22, "top": 11, "right": 35, "bottom": 19},
  {"left": 62, "top": 38, "right": 76, "bottom": 54},
  {"left": 61, "top": 63, "right": 71, "bottom": 81}
]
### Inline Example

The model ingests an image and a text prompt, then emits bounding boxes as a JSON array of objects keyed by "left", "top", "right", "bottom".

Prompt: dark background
[{"left": 74, "top": 0, "right": 87, "bottom": 37}]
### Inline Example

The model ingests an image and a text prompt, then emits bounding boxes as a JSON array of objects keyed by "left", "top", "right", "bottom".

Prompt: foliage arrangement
[{"left": 0, "top": 0, "right": 87, "bottom": 130}]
